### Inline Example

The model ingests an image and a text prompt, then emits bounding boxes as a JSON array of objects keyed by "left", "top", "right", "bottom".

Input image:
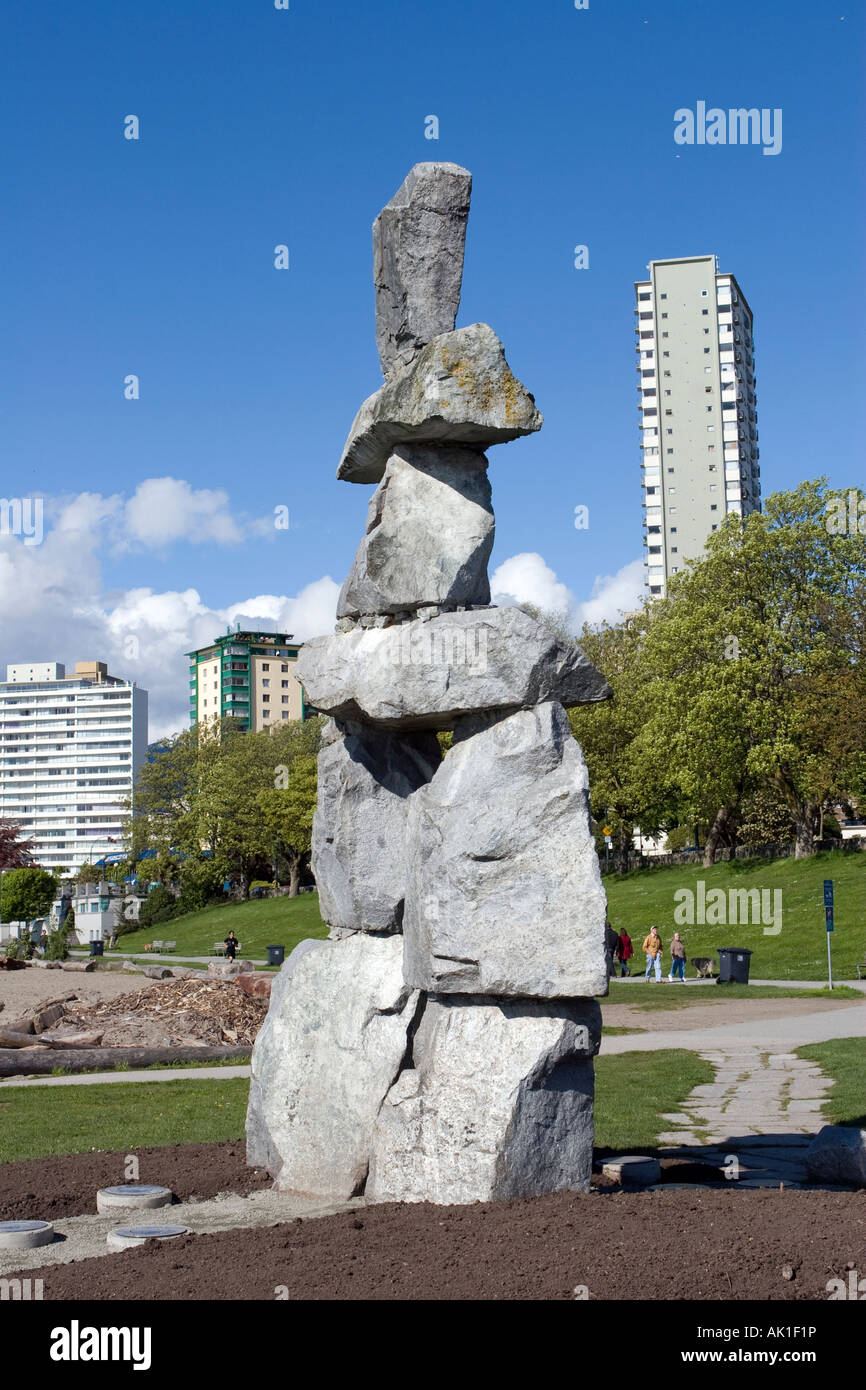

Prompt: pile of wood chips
[{"left": 53, "top": 979, "right": 269, "bottom": 1048}]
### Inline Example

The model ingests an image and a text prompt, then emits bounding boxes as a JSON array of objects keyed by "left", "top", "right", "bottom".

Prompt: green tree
[
  {"left": 634, "top": 480, "right": 866, "bottom": 860},
  {"left": 0, "top": 867, "right": 58, "bottom": 923}
]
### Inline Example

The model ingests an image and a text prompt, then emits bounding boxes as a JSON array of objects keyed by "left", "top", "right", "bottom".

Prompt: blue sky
[{"left": 1, "top": 0, "right": 864, "bottom": 733}]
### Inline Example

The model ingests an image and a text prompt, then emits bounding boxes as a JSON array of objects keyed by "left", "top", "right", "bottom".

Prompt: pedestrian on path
[
  {"left": 617, "top": 928, "right": 633, "bottom": 977},
  {"left": 604, "top": 920, "right": 620, "bottom": 980},
  {"left": 224, "top": 931, "right": 239, "bottom": 961},
  {"left": 642, "top": 926, "right": 664, "bottom": 981},
  {"left": 668, "top": 931, "right": 686, "bottom": 982}
]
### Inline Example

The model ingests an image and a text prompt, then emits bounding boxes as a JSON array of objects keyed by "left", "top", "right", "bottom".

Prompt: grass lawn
[
  {"left": 796, "top": 1039, "right": 866, "bottom": 1129},
  {"left": 0, "top": 1078, "right": 250, "bottom": 1162},
  {"left": 602, "top": 981, "right": 861, "bottom": 1010},
  {"left": 1, "top": 1051, "right": 713, "bottom": 1162},
  {"left": 603, "top": 849, "right": 866, "bottom": 980},
  {"left": 113, "top": 893, "right": 328, "bottom": 961},
  {"left": 594, "top": 1049, "right": 714, "bottom": 1151}
]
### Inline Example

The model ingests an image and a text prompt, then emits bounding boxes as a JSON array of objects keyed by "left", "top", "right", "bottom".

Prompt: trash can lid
[{"left": 719, "top": 947, "right": 753, "bottom": 955}]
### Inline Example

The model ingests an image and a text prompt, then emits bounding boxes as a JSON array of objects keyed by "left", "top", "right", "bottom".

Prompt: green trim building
[{"left": 186, "top": 629, "right": 306, "bottom": 732}]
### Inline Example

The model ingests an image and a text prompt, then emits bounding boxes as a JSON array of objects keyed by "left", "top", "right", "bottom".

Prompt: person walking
[
  {"left": 604, "top": 920, "right": 621, "bottom": 981},
  {"left": 642, "top": 926, "right": 664, "bottom": 982},
  {"left": 617, "top": 928, "right": 633, "bottom": 977},
  {"left": 669, "top": 931, "right": 686, "bottom": 982}
]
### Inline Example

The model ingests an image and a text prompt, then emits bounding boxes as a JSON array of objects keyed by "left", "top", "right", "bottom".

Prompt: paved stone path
[
  {"left": 655, "top": 1047, "right": 834, "bottom": 1148},
  {"left": 0, "top": 1065, "right": 251, "bottom": 1088}
]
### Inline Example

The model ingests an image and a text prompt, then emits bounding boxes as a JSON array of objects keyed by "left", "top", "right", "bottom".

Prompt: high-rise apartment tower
[{"left": 635, "top": 255, "right": 761, "bottom": 596}]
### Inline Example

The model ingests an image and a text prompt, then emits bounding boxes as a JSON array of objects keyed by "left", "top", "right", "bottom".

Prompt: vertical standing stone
[{"left": 374, "top": 162, "right": 472, "bottom": 379}]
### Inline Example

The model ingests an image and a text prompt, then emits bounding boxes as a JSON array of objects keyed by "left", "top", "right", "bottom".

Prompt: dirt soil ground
[
  {"left": 602, "top": 995, "right": 864, "bottom": 1032},
  {"left": 0, "top": 1142, "right": 271, "bottom": 1222},
  {"left": 15, "top": 1187, "right": 865, "bottom": 1300}
]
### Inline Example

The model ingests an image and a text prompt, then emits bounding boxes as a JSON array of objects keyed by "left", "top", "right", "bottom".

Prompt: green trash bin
[{"left": 89, "top": 940, "right": 104, "bottom": 958}]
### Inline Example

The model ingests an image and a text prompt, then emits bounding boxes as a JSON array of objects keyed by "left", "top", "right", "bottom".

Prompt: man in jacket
[{"left": 642, "top": 926, "right": 664, "bottom": 982}]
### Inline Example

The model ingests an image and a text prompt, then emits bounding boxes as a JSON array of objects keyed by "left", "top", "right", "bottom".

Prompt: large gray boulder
[
  {"left": 338, "top": 324, "right": 542, "bottom": 483},
  {"left": 337, "top": 444, "right": 494, "bottom": 619},
  {"left": 403, "top": 702, "right": 608, "bottom": 998},
  {"left": 366, "top": 994, "right": 601, "bottom": 1204},
  {"left": 246, "top": 938, "right": 328, "bottom": 1171},
  {"left": 312, "top": 718, "right": 440, "bottom": 933},
  {"left": 374, "top": 162, "right": 472, "bottom": 380},
  {"left": 245, "top": 934, "right": 421, "bottom": 1196},
  {"left": 295, "top": 606, "right": 611, "bottom": 731},
  {"left": 805, "top": 1126, "right": 866, "bottom": 1186}
]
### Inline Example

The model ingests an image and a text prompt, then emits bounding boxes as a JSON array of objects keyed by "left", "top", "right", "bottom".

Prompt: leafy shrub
[{"left": 137, "top": 885, "right": 179, "bottom": 929}]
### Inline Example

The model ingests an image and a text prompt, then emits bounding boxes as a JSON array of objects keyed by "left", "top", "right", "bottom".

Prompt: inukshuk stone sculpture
[{"left": 246, "top": 163, "right": 612, "bottom": 1205}]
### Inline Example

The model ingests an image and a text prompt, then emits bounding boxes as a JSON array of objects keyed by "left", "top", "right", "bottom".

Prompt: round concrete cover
[
  {"left": 601, "top": 1156, "right": 661, "bottom": 1185},
  {"left": 107, "top": 1224, "right": 188, "bottom": 1251},
  {"left": 97, "top": 1184, "right": 173, "bottom": 1213},
  {"left": 0, "top": 1220, "right": 55, "bottom": 1249}
]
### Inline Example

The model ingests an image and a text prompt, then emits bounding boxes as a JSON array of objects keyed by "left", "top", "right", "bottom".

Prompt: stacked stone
[{"left": 246, "top": 164, "right": 612, "bottom": 1205}]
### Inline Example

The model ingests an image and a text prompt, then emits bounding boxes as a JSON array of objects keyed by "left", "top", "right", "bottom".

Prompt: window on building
[
  {"left": 281, "top": 680, "right": 289, "bottom": 688},
  {"left": 710, "top": 504, "right": 718, "bottom": 511},
  {"left": 704, "top": 348, "right": 711, "bottom": 354},
  {"left": 660, "top": 293, "right": 667, "bottom": 299},
  {"left": 671, "top": 547, "right": 678, "bottom": 554},
  {"left": 711, "top": 524, "right": 718, "bottom": 531},
  {"left": 281, "top": 664, "right": 288, "bottom": 672},
  {"left": 708, "top": 445, "right": 715, "bottom": 452},
  {"left": 707, "top": 425, "right": 715, "bottom": 431},
  {"left": 262, "top": 679, "right": 270, "bottom": 688},
  {"left": 262, "top": 694, "right": 270, "bottom": 702},
  {"left": 667, "top": 467, "right": 674, "bottom": 474},
  {"left": 702, "top": 309, "right": 708, "bottom": 315},
  {"left": 666, "top": 448, "right": 674, "bottom": 455},
  {"left": 662, "top": 331, "right": 669, "bottom": 338},
  {"left": 281, "top": 711, "right": 289, "bottom": 719},
  {"left": 670, "top": 527, "right": 677, "bottom": 533},
  {"left": 661, "top": 312, "right": 668, "bottom": 319},
  {"left": 668, "top": 487, "right": 676, "bottom": 495},
  {"left": 664, "top": 389, "right": 671, "bottom": 396},
  {"left": 281, "top": 696, "right": 289, "bottom": 704},
  {"left": 663, "top": 351, "right": 670, "bottom": 357},
  {"left": 701, "top": 289, "right": 708, "bottom": 296},
  {"left": 262, "top": 663, "right": 270, "bottom": 671},
  {"left": 666, "top": 428, "right": 673, "bottom": 435}
]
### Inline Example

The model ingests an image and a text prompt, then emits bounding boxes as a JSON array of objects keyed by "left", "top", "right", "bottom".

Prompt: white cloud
[
  {"left": 119, "top": 477, "right": 244, "bottom": 549},
  {"left": 0, "top": 481, "right": 341, "bottom": 741},
  {"left": 491, "top": 551, "right": 645, "bottom": 632},
  {"left": 491, "top": 552, "right": 576, "bottom": 618},
  {"left": 572, "top": 558, "right": 645, "bottom": 629}
]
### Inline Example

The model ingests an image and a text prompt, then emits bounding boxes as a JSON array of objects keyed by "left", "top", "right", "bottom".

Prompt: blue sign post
[{"left": 823, "top": 880, "right": 834, "bottom": 990}]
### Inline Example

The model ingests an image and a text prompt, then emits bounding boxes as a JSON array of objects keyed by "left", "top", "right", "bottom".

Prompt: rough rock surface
[
  {"left": 338, "top": 323, "right": 542, "bottom": 483},
  {"left": 312, "top": 718, "right": 440, "bottom": 932},
  {"left": 374, "top": 162, "right": 472, "bottom": 379},
  {"left": 366, "top": 994, "right": 601, "bottom": 1204},
  {"left": 805, "top": 1125, "right": 866, "bottom": 1186},
  {"left": 402, "top": 702, "right": 608, "bottom": 997},
  {"left": 246, "top": 934, "right": 420, "bottom": 1194},
  {"left": 295, "top": 606, "right": 611, "bottom": 730},
  {"left": 337, "top": 444, "right": 493, "bottom": 618}
]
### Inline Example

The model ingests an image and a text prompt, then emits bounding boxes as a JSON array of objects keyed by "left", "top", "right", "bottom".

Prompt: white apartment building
[
  {"left": 635, "top": 255, "right": 761, "bottom": 596},
  {"left": 0, "top": 661, "right": 148, "bottom": 874}
]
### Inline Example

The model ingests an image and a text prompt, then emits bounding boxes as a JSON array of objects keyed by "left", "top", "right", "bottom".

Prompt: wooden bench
[
  {"left": 163, "top": 941, "right": 176, "bottom": 954},
  {"left": 856, "top": 958, "right": 866, "bottom": 980},
  {"left": 211, "top": 941, "right": 225, "bottom": 956}
]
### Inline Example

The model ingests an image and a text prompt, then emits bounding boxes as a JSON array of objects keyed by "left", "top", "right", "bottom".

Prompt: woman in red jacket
[{"left": 616, "top": 929, "right": 634, "bottom": 978}]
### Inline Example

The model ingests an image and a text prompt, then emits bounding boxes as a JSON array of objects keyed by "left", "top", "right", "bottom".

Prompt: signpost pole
[{"left": 823, "top": 879, "right": 834, "bottom": 991}]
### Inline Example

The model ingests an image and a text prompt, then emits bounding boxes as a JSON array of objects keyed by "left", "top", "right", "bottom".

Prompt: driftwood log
[
  {"left": 0, "top": 1028, "right": 104, "bottom": 1049},
  {"left": 0, "top": 1044, "right": 252, "bottom": 1076}
]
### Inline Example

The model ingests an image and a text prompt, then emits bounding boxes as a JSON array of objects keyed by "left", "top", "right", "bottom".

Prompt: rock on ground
[
  {"left": 338, "top": 323, "right": 542, "bottom": 483},
  {"left": 806, "top": 1125, "right": 866, "bottom": 1186},
  {"left": 337, "top": 445, "right": 493, "bottom": 618},
  {"left": 402, "top": 702, "right": 608, "bottom": 998},
  {"left": 367, "top": 994, "right": 601, "bottom": 1205},
  {"left": 312, "top": 718, "right": 440, "bottom": 932},
  {"left": 295, "top": 606, "right": 611, "bottom": 731},
  {"left": 373, "top": 162, "right": 472, "bottom": 380},
  {"left": 245, "top": 935, "right": 421, "bottom": 1197}
]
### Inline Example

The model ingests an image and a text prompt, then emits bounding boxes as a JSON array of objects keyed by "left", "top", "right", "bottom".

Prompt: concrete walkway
[
  {"left": 0, "top": 1186, "right": 359, "bottom": 1277},
  {"left": 600, "top": 1002, "right": 864, "bottom": 1054},
  {"left": 0, "top": 1065, "right": 251, "bottom": 1088}
]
